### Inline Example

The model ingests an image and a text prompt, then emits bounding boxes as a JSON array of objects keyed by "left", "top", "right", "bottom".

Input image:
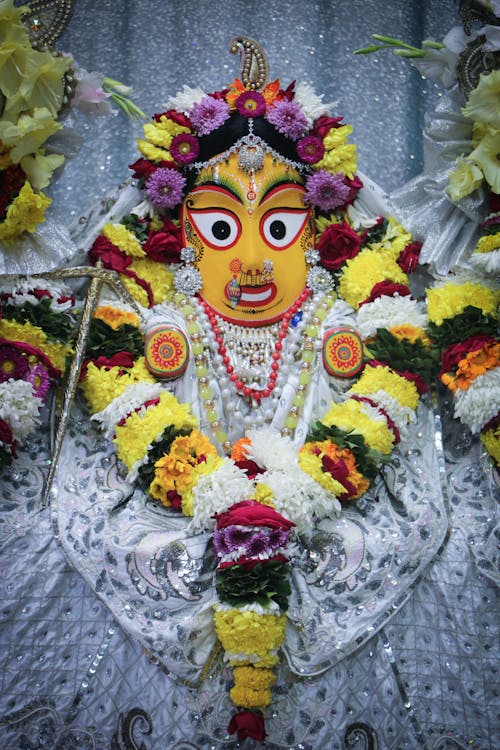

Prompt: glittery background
[{"left": 52, "top": 0, "right": 458, "bottom": 223}]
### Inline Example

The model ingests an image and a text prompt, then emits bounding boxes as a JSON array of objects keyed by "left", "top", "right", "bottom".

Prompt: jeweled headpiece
[{"left": 131, "top": 36, "right": 359, "bottom": 214}]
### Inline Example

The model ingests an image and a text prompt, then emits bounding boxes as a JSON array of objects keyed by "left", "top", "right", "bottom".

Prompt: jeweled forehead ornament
[{"left": 237, "top": 134, "right": 265, "bottom": 173}]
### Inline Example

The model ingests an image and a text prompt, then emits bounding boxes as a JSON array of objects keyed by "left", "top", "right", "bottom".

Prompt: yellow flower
[
  {"left": 338, "top": 248, "right": 408, "bottom": 309},
  {"left": 102, "top": 222, "right": 145, "bottom": 258},
  {"left": 230, "top": 666, "right": 276, "bottom": 709},
  {"left": 80, "top": 358, "right": 156, "bottom": 414},
  {"left": 426, "top": 282, "right": 500, "bottom": 325},
  {"left": 137, "top": 116, "right": 190, "bottom": 163},
  {"left": 321, "top": 399, "right": 395, "bottom": 454},
  {"left": 254, "top": 483, "right": 275, "bottom": 507},
  {"left": 314, "top": 126, "right": 357, "bottom": 179},
  {"left": 298, "top": 439, "right": 370, "bottom": 498},
  {"left": 367, "top": 216, "right": 412, "bottom": 260},
  {"left": 17, "top": 50, "right": 70, "bottom": 117},
  {"left": 121, "top": 257, "right": 174, "bottom": 307},
  {"left": 214, "top": 610, "right": 287, "bottom": 657},
  {"left": 468, "top": 128, "right": 500, "bottom": 194},
  {"left": 19, "top": 151, "right": 65, "bottom": 190},
  {"left": 149, "top": 431, "right": 220, "bottom": 510},
  {"left": 114, "top": 391, "right": 198, "bottom": 470},
  {"left": 389, "top": 324, "right": 430, "bottom": 346},
  {"left": 93, "top": 306, "right": 140, "bottom": 330},
  {"left": 445, "top": 157, "right": 484, "bottom": 202},
  {"left": 0, "top": 318, "right": 71, "bottom": 372},
  {"left": 0, "top": 107, "right": 61, "bottom": 162},
  {"left": 0, "top": 181, "right": 51, "bottom": 241},
  {"left": 475, "top": 232, "right": 500, "bottom": 254},
  {"left": 480, "top": 427, "right": 499, "bottom": 467},
  {"left": 462, "top": 70, "right": 500, "bottom": 130},
  {"left": 350, "top": 364, "right": 419, "bottom": 411}
]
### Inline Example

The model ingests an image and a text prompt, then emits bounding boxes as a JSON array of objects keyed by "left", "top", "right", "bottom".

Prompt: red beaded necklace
[{"left": 199, "top": 288, "right": 311, "bottom": 402}]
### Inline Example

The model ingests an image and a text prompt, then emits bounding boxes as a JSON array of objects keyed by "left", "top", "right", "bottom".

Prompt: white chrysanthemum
[
  {"left": 188, "top": 460, "right": 252, "bottom": 532},
  {"left": 293, "top": 82, "right": 334, "bottom": 126},
  {"left": 349, "top": 388, "right": 414, "bottom": 437},
  {"left": 0, "top": 380, "right": 42, "bottom": 440},
  {"left": 217, "top": 544, "right": 291, "bottom": 565},
  {"left": 0, "top": 277, "right": 75, "bottom": 312},
  {"left": 453, "top": 367, "right": 500, "bottom": 433},
  {"left": 244, "top": 428, "right": 295, "bottom": 472},
  {"left": 165, "top": 85, "right": 207, "bottom": 114},
  {"left": 214, "top": 600, "right": 281, "bottom": 615},
  {"left": 92, "top": 381, "right": 165, "bottom": 438},
  {"left": 470, "top": 249, "right": 500, "bottom": 274},
  {"left": 260, "top": 465, "right": 341, "bottom": 536},
  {"left": 355, "top": 294, "right": 427, "bottom": 338}
]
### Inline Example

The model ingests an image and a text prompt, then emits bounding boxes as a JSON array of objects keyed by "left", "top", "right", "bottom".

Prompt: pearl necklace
[{"left": 171, "top": 290, "right": 336, "bottom": 453}]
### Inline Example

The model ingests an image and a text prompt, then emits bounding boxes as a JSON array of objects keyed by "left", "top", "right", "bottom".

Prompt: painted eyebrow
[
  {"left": 191, "top": 181, "right": 244, "bottom": 205},
  {"left": 259, "top": 179, "right": 305, "bottom": 206}
]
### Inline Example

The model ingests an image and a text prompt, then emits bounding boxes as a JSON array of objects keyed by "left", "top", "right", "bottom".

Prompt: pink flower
[
  {"left": 145, "top": 168, "right": 186, "bottom": 209},
  {"left": 170, "top": 133, "right": 200, "bottom": 165},
  {"left": 296, "top": 135, "right": 325, "bottom": 164},
  {"left": 305, "top": 171, "right": 351, "bottom": 213},
  {"left": 72, "top": 70, "right": 112, "bottom": 115},
  {"left": 235, "top": 91, "right": 266, "bottom": 118},
  {"left": 266, "top": 99, "right": 308, "bottom": 140},
  {"left": 190, "top": 95, "right": 230, "bottom": 135}
]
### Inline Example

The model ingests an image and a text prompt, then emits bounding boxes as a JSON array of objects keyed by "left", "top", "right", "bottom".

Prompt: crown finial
[{"left": 229, "top": 35, "right": 269, "bottom": 91}]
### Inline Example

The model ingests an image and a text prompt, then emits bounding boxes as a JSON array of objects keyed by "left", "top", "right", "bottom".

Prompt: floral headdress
[{"left": 131, "top": 36, "right": 358, "bottom": 216}]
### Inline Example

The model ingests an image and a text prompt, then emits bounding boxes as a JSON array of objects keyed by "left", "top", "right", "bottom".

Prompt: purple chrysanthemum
[
  {"left": 304, "top": 169, "right": 351, "bottom": 212},
  {"left": 145, "top": 167, "right": 186, "bottom": 209},
  {"left": 266, "top": 99, "right": 308, "bottom": 140},
  {"left": 235, "top": 90, "right": 267, "bottom": 118},
  {"left": 246, "top": 530, "right": 273, "bottom": 558},
  {"left": 268, "top": 528, "right": 290, "bottom": 548},
  {"left": 190, "top": 95, "right": 230, "bottom": 136},
  {"left": 170, "top": 133, "right": 200, "bottom": 165},
  {"left": 0, "top": 344, "right": 29, "bottom": 383},
  {"left": 225, "top": 525, "right": 253, "bottom": 551},
  {"left": 27, "top": 363, "right": 51, "bottom": 400},
  {"left": 296, "top": 135, "right": 325, "bottom": 164},
  {"left": 213, "top": 530, "right": 229, "bottom": 557}
]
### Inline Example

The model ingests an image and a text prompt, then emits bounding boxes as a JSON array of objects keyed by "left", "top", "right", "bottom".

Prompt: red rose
[
  {"left": 440, "top": 335, "right": 496, "bottom": 377},
  {"left": 129, "top": 158, "right": 176, "bottom": 182},
  {"left": 153, "top": 109, "right": 192, "bottom": 130},
  {"left": 233, "top": 458, "right": 265, "bottom": 480},
  {"left": 228, "top": 710, "right": 266, "bottom": 742},
  {"left": 397, "top": 241, "right": 422, "bottom": 273},
  {"left": 0, "top": 418, "right": 14, "bottom": 446},
  {"left": 143, "top": 218, "right": 182, "bottom": 263},
  {"left": 321, "top": 454, "right": 357, "bottom": 498},
  {"left": 215, "top": 500, "right": 295, "bottom": 531},
  {"left": 88, "top": 235, "right": 132, "bottom": 273},
  {"left": 341, "top": 175, "right": 363, "bottom": 206},
  {"left": 217, "top": 554, "right": 289, "bottom": 571},
  {"left": 359, "top": 281, "right": 411, "bottom": 306},
  {"left": 317, "top": 221, "right": 362, "bottom": 271},
  {"left": 311, "top": 114, "right": 344, "bottom": 139}
]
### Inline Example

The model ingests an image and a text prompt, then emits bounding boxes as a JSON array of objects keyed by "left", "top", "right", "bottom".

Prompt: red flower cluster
[{"left": 317, "top": 220, "right": 362, "bottom": 271}]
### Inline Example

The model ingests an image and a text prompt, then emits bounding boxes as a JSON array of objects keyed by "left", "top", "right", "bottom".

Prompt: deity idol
[{"left": 52, "top": 37, "right": 449, "bottom": 742}]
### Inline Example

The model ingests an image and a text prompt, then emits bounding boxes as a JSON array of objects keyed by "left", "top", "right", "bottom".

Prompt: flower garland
[
  {"left": 0, "top": 277, "right": 77, "bottom": 468},
  {"left": 427, "top": 277, "right": 500, "bottom": 463},
  {"left": 77, "top": 68, "right": 456, "bottom": 736}
]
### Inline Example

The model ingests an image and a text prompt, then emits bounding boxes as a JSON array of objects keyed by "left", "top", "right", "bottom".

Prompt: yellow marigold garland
[
  {"left": 230, "top": 666, "right": 276, "bottom": 709},
  {"left": 102, "top": 222, "right": 145, "bottom": 258},
  {"left": 298, "top": 440, "right": 371, "bottom": 499},
  {"left": 213, "top": 610, "right": 287, "bottom": 659},
  {"left": 426, "top": 282, "right": 500, "bottom": 326},
  {"left": 321, "top": 399, "right": 395, "bottom": 454},
  {"left": 121, "top": 257, "right": 174, "bottom": 307},
  {"left": 338, "top": 248, "right": 408, "bottom": 309},
  {"left": 93, "top": 306, "right": 140, "bottom": 330},
  {"left": 80, "top": 358, "right": 155, "bottom": 414},
  {"left": 350, "top": 363, "right": 419, "bottom": 411},
  {"left": 113, "top": 390, "right": 198, "bottom": 471},
  {"left": 0, "top": 318, "right": 72, "bottom": 372}
]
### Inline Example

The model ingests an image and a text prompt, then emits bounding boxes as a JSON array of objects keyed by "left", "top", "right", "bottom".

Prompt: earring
[{"left": 174, "top": 247, "right": 203, "bottom": 296}]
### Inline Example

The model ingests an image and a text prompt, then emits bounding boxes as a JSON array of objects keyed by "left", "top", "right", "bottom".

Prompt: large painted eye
[
  {"left": 260, "top": 209, "right": 309, "bottom": 250},
  {"left": 188, "top": 209, "right": 241, "bottom": 249}
]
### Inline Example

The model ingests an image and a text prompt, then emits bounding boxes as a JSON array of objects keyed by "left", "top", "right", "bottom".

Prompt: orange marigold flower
[
  {"left": 94, "top": 306, "right": 139, "bottom": 331},
  {"left": 442, "top": 341, "right": 500, "bottom": 393},
  {"left": 231, "top": 437, "right": 252, "bottom": 462}
]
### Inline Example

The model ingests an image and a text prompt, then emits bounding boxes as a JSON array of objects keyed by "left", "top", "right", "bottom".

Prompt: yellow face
[{"left": 181, "top": 152, "right": 314, "bottom": 325}]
